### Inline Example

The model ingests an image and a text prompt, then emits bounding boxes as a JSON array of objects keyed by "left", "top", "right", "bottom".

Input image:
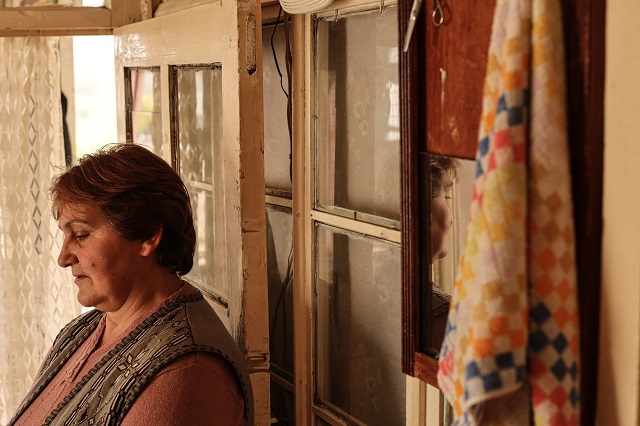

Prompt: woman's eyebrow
[{"left": 58, "top": 219, "right": 90, "bottom": 231}]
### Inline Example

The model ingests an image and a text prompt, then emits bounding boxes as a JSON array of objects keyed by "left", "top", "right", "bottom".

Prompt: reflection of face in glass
[
  {"left": 431, "top": 175, "right": 453, "bottom": 264},
  {"left": 430, "top": 154, "right": 459, "bottom": 265}
]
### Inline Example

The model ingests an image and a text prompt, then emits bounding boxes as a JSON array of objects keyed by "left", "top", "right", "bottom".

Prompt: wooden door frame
[{"left": 112, "top": 3, "right": 270, "bottom": 424}]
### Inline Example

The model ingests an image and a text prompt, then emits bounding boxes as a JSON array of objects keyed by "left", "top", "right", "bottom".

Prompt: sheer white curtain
[{"left": 0, "top": 37, "right": 81, "bottom": 424}]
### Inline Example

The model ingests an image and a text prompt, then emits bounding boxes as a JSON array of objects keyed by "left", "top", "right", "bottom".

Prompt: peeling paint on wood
[
  {"left": 246, "top": 14, "right": 257, "bottom": 75},
  {"left": 439, "top": 67, "right": 446, "bottom": 107}
]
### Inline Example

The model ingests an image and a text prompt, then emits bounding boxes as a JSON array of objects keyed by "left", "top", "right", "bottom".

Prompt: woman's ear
[{"left": 140, "top": 226, "right": 163, "bottom": 257}]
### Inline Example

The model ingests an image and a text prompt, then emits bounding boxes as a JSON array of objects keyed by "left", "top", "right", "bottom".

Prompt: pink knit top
[{"left": 14, "top": 284, "right": 244, "bottom": 425}]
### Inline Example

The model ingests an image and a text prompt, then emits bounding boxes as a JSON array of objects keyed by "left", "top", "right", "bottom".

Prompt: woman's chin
[
  {"left": 431, "top": 250, "right": 448, "bottom": 264},
  {"left": 76, "top": 290, "right": 96, "bottom": 309}
]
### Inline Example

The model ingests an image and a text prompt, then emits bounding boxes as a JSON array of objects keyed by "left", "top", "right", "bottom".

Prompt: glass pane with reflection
[
  {"left": 270, "top": 380, "right": 294, "bottom": 426},
  {"left": 262, "top": 23, "right": 292, "bottom": 193},
  {"left": 174, "top": 65, "right": 227, "bottom": 300},
  {"left": 266, "top": 205, "right": 294, "bottom": 380},
  {"left": 126, "top": 67, "right": 163, "bottom": 157},
  {"left": 315, "top": 225, "right": 404, "bottom": 425},
  {"left": 420, "top": 154, "right": 475, "bottom": 355},
  {"left": 315, "top": 8, "right": 400, "bottom": 224}
]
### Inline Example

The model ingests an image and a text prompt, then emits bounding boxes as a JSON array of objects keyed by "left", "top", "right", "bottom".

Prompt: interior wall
[{"left": 598, "top": 0, "right": 640, "bottom": 424}]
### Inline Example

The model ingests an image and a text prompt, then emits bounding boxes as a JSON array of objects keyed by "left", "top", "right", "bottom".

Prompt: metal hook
[{"left": 432, "top": 0, "right": 443, "bottom": 27}]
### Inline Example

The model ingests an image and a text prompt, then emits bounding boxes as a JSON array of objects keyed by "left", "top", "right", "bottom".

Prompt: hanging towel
[{"left": 437, "top": 0, "right": 580, "bottom": 424}]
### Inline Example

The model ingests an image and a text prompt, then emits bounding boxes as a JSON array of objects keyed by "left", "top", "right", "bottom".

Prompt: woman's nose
[{"left": 57, "top": 240, "right": 77, "bottom": 268}]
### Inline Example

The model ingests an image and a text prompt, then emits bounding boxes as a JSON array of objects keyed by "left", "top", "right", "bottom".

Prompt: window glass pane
[
  {"left": 174, "top": 65, "right": 227, "bottom": 300},
  {"left": 315, "top": 224, "right": 404, "bottom": 425},
  {"left": 315, "top": 9, "right": 400, "bottom": 222},
  {"left": 126, "top": 67, "right": 163, "bottom": 157},
  {"left": 262, "top": 23, "right": 292, "bottom": 193},
  {"left": 271, "top": 380, "right": 295, "bottom": 426},
  {"left": 267, "top": 205, "right": 294, "bottom": 379},
  {"left": 420, "top": 154, "right": 475, "bottom": 354}
]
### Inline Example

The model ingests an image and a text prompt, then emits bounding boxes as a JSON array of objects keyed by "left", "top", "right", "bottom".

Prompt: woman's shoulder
[
  {"left": 155, "top": 352, "right": 241, "bottom": 389},
  {"left": 122, "top": 352, "right": 245, "bottom": 426}
]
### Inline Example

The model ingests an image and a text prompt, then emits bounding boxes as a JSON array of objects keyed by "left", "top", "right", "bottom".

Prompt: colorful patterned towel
[{"left": 436, "top": 0, "right": 580, "bottom": 424}]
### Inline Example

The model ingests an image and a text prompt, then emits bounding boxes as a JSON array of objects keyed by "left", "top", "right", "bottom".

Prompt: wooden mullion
[
  {"left": 0, "top": 0, "right": 164, "bottom": 37},
  {"left": 0, "top": 6, "right": 112, "bottom": 36},
  {"left": 293, "top": 12, "right": 314, "bottom": 426},
  {"left": 400, "top": 0, "right": 418, "bottom": 380}
]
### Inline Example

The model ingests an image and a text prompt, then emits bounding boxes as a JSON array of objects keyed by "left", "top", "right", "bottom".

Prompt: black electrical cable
[
  {"left": 269, "top": 8, "right": 295, "bottom": 388},
  {"left": 271, "top": 7, "right": 289, "bottom": 99}
]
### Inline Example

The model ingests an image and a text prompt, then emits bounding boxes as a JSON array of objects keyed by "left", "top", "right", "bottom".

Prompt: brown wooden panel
[
  {"left": 400, "top": 0, "right": 421, "bottom": 379},
  {"left": 413, "top": 351, "right": 438, "bottom": 384},
  {"left": 425, "top": 0, "right": 495, "bottom": 160},
  {"left": 400, "top": 144, "right": 420, "bottom": 376},
  {"left": 401, "top": 0, "right": 496, "bottom": 386}
]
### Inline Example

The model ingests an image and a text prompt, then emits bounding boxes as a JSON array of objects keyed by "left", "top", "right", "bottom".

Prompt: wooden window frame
[
  {"left": 0, "top": 1, "right": 163, "bottom": 36},
  {"left": 293, "top": 3, "right": 406, "bottom": 425},
  {"left": 400, "top": 0, "right": 605, "bottom": 423}
]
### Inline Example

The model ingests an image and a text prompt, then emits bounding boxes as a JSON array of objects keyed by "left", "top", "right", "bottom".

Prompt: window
[
  {"left": 262, "top": 15, "right": 296, "bottom": 423},
  {"left": 114, "top": 6, "right": 270, "bottom": 419},
  {"left": 171, "top": 65, "right": 227, "bottom": 304},
  {"left": 303, "top": 3, "right": 403, "bottom": 424},
  {"left": 125, "top": 67, "right": 162, "bottom": 155},
  {"left": 315, "top": 225, "right": 403, "bottom": 425},
  {"left": 315, "top": 7, "right": 400, "bottom": 226},
  {"left": 124, "top": 63, "right": 229, "bottom": 306}
]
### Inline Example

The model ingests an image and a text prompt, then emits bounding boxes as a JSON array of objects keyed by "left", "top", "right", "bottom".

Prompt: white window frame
[{"left": 287, "top": 3, "right": 447, "bottom": 425}]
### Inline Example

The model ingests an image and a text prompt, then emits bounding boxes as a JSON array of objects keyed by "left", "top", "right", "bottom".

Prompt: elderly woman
[{"left": 8, "top": 144, "right": 253, "bottom": 426}]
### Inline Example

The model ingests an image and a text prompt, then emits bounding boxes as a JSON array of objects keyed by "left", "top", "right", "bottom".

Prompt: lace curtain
[{"left": 0, "top": 37, "right": 81, "bottom": 424}]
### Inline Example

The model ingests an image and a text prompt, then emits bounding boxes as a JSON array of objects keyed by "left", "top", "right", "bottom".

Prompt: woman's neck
[{"left": 99, "top": 273, "right": 184, "bottom": 348}]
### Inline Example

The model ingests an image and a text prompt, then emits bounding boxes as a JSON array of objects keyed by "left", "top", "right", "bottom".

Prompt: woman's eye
[{"left": 75, "top": 234, "right": 88, "bottom": 241}]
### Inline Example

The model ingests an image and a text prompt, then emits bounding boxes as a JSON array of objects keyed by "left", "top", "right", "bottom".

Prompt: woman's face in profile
[
  {"left": 431, "top": 174, "right": 454, "bottom": 264},
  {"left": 56, "top": 203, "right": 146, "bottom": 311}
]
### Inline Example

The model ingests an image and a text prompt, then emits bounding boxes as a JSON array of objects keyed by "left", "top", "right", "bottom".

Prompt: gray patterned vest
[{"left": 8, "top": 291, "right": 254, "bottom": 426}]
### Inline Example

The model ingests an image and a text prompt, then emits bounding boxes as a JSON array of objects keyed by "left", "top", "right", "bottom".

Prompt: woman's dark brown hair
[
  {"left": 430, "top": 155, "right": 460, "bottom": 198},
  {"left": 50, "top": 143, "right": 196, "bottom": 275}
]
